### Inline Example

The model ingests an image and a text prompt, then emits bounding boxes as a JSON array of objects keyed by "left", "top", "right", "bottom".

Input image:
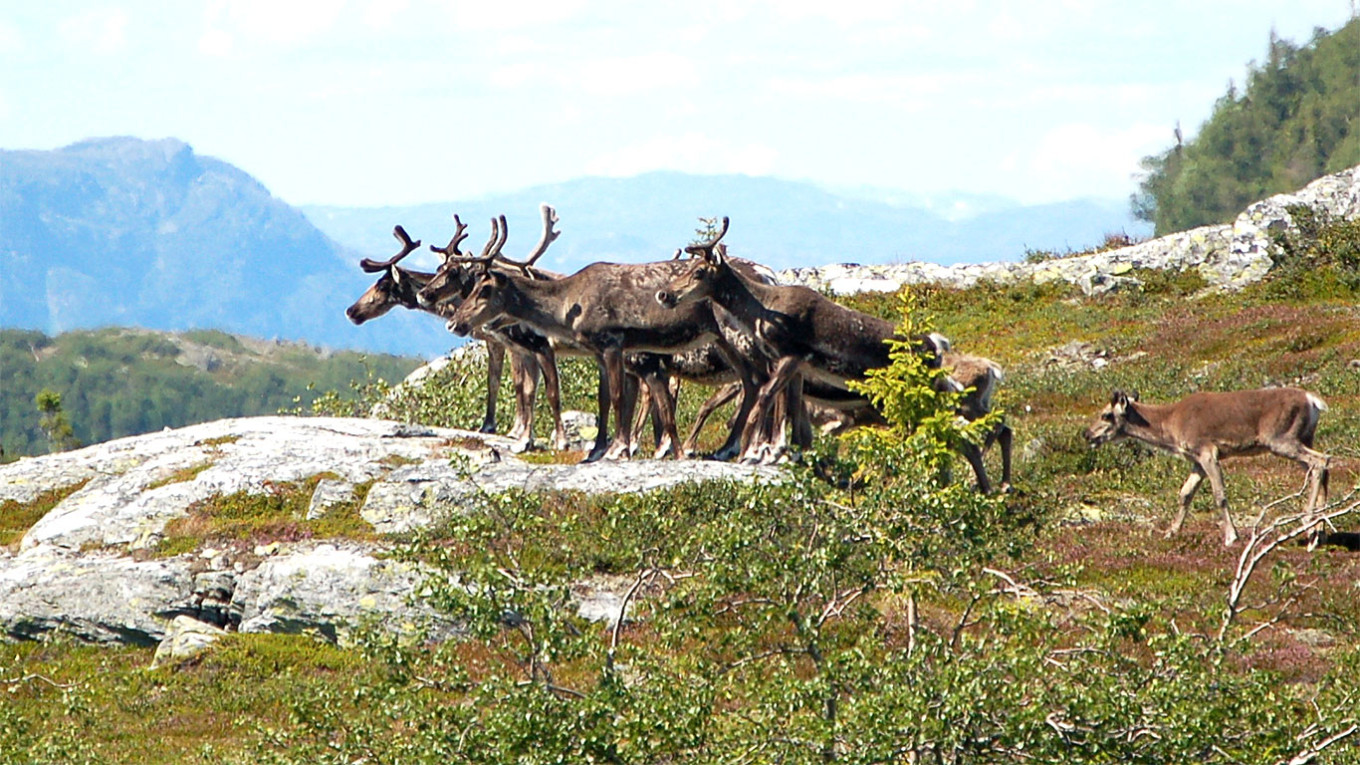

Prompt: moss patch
[
  {"left": 0, "top": 479, "right": 91, "bottom": 548},
  {"left": 154, "top": 475, "right": 377, "bottom": 555}
]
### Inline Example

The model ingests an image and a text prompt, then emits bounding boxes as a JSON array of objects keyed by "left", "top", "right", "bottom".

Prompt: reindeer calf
[{"left": 1084, "top": 388, "right": 1331, "bottom": 547}]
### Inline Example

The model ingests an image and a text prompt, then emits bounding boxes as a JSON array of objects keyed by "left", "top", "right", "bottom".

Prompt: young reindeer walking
[{"left": 1084, "top": 388, "right": 1331, "bottom": 547}]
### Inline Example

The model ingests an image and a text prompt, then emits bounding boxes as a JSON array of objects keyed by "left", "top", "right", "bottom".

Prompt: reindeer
[
  {"left": 344, "top": 225, "right": 544, "bottom": 447},
  {"left": 654, "top": 218, "right": 956, "bottom": 469},
  {"left": 418, "top": 206, "right": 700, "bottom": 460},
  {"left": 1084, "top": 387, "right": 1331, "bottom": 547},
  {"left": 441, "top": 249, "right": 765, "bottom": 462},
  {"left": 940, "top": 352, "right": 1013, "bottom": 493}
]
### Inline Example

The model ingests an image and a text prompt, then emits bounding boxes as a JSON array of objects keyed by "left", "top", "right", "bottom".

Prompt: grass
[
  {"left": 152, "top": 474, "right": 377, "bottom": 556},
  {"left": 1, "top": 479, "right": 91, "bottom": 548},
  {"left": 1, "top": 633, "right": 375, "bottom": 764},
  {"left": 12, "top": 247, "right": 1360, "bottom": 761}
]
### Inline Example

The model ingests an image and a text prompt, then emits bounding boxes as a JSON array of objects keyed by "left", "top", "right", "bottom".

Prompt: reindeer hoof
[
  {"left": 479, "top": 422, "right": 497, "bottom": 434},
  {"left": 510, "top": 439, "right": 534, "bottom": 454}
]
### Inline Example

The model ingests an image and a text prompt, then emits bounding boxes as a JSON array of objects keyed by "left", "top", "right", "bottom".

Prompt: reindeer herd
[{"left": 347, "top": 204, "right": 1335, "bottom": 548}]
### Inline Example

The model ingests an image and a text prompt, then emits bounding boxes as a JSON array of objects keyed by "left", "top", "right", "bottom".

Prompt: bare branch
[
  {"left": 1283, "top": 723, "right": 1359, "bottom": 765},
  {"left": 607, "top": 568, "right": 656, "bottom": 674},
  {"left": 1219, "top": 497, "right": 1360, "bottom": 642}
]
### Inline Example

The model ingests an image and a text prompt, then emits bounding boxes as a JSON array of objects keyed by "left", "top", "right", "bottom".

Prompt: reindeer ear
[
  {"left": 712, "top": 243, "right": 728, "bottom": 266},
  {"left": 390, "top": 267, "right": 404, "bottom": 286},
  {"left": 1110, "top": 389, "right": 1127, "bottom": 407},
  {"left": 1128, "top": 389, "right": 1140, "bottom": 402}
]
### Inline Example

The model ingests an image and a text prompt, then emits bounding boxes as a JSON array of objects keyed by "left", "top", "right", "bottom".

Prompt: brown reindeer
[
  {"left": 344, "top": 225, "right": 543, "bottom": 446},
  {"left": 1084, "top": 388, "right": 1331, "bottom": 547},
  {"left": 417, "top": 206, "right": 716, "bottom": 460},
  {"left": 442, "top": 253, "right": 765, "bottom": 462},
  {"left": 654, "top": 218, "right": 951, "bottom": 468}
]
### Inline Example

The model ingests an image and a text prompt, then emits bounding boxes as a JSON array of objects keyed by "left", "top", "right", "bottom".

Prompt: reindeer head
[
  {"left": 1084, "top": 389, "right": 1141, "bottom": 446},
  {"left": 417, "top": 214, "right": 499, "bottom": 315},
  {"left": 419, "top": 204, "right": 560, "bottom": 316},
  {"left": 448, "top": 270, "right": 515, "bottom": 337},
  {"left": 345, "top": 226, "right": 424, "bottom": 325},
  {"left": 656, "top": 216, "right": 730, "bottom": 309}
]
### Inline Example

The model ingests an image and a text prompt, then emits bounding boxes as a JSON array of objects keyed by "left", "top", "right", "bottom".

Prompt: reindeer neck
[
  {"left": 501, "top": 272, "right": 576, "bottom": 330},
  {"left": 710, "top": 266, "right": 778, "bottom": 327},
  {"left": 396, "top": 268, "right": 435, "bottom": 309},
  {"left": 1123, "top": 401, "right": 1178, "bottom": 447}
]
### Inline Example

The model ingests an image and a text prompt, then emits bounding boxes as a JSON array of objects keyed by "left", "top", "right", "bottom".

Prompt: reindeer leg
[
  {"left": 643, "top": 372, "right": 680, "bottom": 460},
  {"left": 993, "top": 421, "right": 1014, "bottom": 492},
  {"left": 711, "top": 351, "right": 761, "bottom": 462},
  {"left": 535, "top": 346, "right": 566, "bottom": 451},
  {"left": 740, "top": 356, "right": 803, "bottom": 465},
  {"left": 1199, "top": 452, "right": 1238, "bottom": 547},
  {"left": 1270, "top": 441, "right": 1333, "bottom": 548},
  {"left": 584, "top": 362, "right": 612, "bottom": 463},
  {"left": 1169, "top": 463, "right": 1205, "bottom": 539},
  {"left": 603, "top": 349, "right": 636, "bottom": 461},
  {"left": 508, "top": 351, "right": 539, "bottom": 453},
  {"left": 684, "top": 382, "right": 741, "bottom": 457},
  {"left": 481, "top": 339, "right": 507, "bottom": 434}
]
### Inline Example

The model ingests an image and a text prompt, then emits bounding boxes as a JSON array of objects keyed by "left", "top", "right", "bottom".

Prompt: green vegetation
[
  {"left": 0, "top": 328, "right": 421, "bottom": 460},
  {"left": 153, "top": 475, "right": 376, "bottom": 556},
  {"left": 10, "top": 221, "right": 1360, "bottom": 760},
  {"left": 1, "top": 480, "right": 90, "bottom": 548},
  {"left": 1134, "top": 16, "right": 1360, "bottom": 234}
]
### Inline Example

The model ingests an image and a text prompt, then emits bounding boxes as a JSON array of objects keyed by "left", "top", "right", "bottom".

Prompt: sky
[{"left": 1, "top": 1, "right": 1355, "bottom": 210}]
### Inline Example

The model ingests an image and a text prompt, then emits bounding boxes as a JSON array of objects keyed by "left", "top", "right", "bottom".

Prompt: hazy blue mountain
[
  {"left": 1, "top": 137, "right": 1149, "bottom": 361},
  {"left": 303, "top": 172, "right": 1151, "bottom": 274},
  {"left": 0, "top": 137, "right": 454, "bottom": 357}
]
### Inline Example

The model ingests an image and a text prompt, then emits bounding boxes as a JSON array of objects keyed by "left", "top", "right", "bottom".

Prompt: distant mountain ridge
[
  {"left": 0, "top": 137, "right": 453, "bottom": 356},
  {"left": 1, "top": 137, "right": 1149, "bottom": 358},
  {"left": 303, "top": 172, "right": 1150, "bottom": 275}
]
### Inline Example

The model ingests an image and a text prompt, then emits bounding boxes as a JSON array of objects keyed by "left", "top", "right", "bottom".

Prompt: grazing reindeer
[
  {"left": 654, "top": 218, "right": 953, "bottom": 468},
  {"left": 940, "top": 352, "right": 1013, "bottom": 493},
  {"left": 344, "top": 225, "right": 541, "bottom": 445},
  {"left": 1084, "top": 388, "right": 1331, "bottom": 547},
  {"left": 444, "top": 253, "right": 763, "bottom": 462}
]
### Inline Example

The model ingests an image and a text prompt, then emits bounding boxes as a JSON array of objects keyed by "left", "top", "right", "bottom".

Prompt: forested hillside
[
  {"left": 1135, "top": 16, "right": 1360, "bottom": 233},
  {"left": 0, "top": 328, "right": 420, "bottom": 459}
]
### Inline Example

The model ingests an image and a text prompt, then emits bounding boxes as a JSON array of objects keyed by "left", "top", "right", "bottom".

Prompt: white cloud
[
  {"left": 769, "top": 72, "right": 960, "bottom": 106},
  {"left": 1025, "top": 121, "right": 1169, "bottom": 198},
  {"left": 757, "top": 0, "right": 903, "bottom": 25},
  {"left": 586, "top": 133, "right": 779, "bottom": 177},
  {"left": 58, "top": 10, "right": 128, "bottom": 55},
  {"left": 363, "top": 0, "right": 410, "bottom": 29},
  {"left": 575, "top": 52, "right": 699, "bottom": 97},
  {"left": 198, "top": 27, "right": 234, "bottom": 56},
  {"left": 435, "top": 0, "right": 587, "bottom": 31},
  {"left": 491, "top": 52, "right": 700, "bottom": 97},
  {"left": 0, "top": 20, "right": 24, "bottom": 54},
  {"left": 203, "top": 0, "right": 345, "bottom": 47}
]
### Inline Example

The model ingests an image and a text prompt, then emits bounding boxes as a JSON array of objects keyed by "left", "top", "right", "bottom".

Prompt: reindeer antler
[
  {"left": 360, "top": 225, "right": 422, "bottom": 272},
  {"left": 683, "top": 216, "right": 730, "bottom": 260},
  {"left": 429, "top": 214, "right": 470, "bottom": 261},
  {"left": 494, "top": 203, "right": 560, "bottom": 277},
  {"left": 431, "top": 216, "right": 508, "bottom": 273}
]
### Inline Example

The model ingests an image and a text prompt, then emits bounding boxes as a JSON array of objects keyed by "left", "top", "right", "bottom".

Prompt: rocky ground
[{"left": 0, "top": 416, "right": 781, "bottom": 663}]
